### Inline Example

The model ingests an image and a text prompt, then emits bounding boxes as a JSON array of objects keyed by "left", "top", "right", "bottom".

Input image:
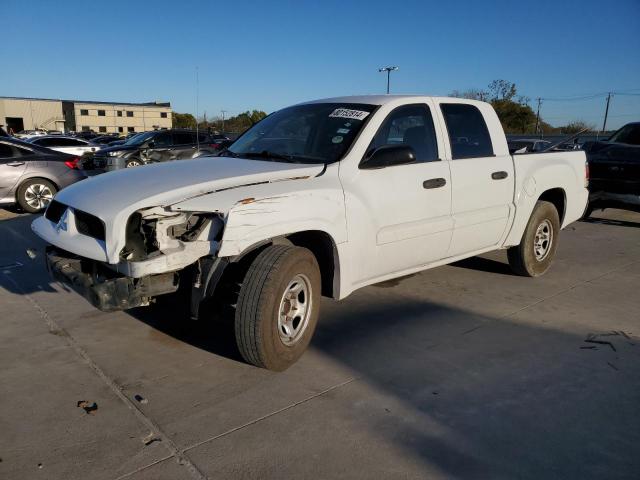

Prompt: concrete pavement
[{"left": 1, "top": 208, "right": 639, "bottom": 479}]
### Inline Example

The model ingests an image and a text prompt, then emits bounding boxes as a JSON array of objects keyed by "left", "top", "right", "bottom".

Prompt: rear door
[
  {"left": 0, "top": 142, "right": 28, "bottom": 199},
  {"left": 437, "top": 102, "right": 514, "bottom": 256},
  {"left": 172, "top": 132, "right": 198, "bottom": 159}
]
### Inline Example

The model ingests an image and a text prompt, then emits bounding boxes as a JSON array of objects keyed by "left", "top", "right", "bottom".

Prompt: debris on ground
[
  {"left": 77, "top": 400, "right": 98, "bottom": 414},
  {"left": 134, "top": 394, "right": 148, "bottom": 404},
  {"left": 142, "top": 432, "right": 161, "bottom": 445}
]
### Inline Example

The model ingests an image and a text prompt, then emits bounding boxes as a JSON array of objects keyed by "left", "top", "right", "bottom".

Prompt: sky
[{"left": 1, "top": 0, "right": 639, "bottom": 129}]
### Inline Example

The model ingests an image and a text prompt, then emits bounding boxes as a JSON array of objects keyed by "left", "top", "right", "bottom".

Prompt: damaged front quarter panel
[
  {"left": 169, "top": 171, "right": 348, "bottom": 259},
  {"left": 111, "top": 206, "right": 225, "bottom": 278}
]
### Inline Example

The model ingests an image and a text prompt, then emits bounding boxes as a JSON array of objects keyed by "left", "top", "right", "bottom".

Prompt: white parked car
[
  {"left": 32, "top": 95, "right": 589, "bottom": 371},
  {"left": 28, "top": 135, "right": 101, "bottom": 156},
  {"left": 14, "top": 129, "right": 48, "bottom": 139}
]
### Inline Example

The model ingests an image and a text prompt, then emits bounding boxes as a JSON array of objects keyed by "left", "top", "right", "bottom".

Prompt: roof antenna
[{"left": 195, "top": 66, "right": 200, "bottom": 154}]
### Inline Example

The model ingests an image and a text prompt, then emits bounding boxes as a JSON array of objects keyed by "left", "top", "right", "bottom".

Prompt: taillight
[
  {"left": 64, "top": 157, "right": 81, "bottom": 169},
  {"left": 209, "top": 143, "right": 221, "bottom": 148},
  {"left": 585, "top": 161, "right": 589, "bottom": 187}
]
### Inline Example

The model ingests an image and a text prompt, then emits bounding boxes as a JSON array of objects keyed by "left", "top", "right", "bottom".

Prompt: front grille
[
  {"left": 74, "top": 210, "right": 106, "bottom": 241},
  {"left": 45, "top": 200, "right": 67, "bottom": 223}
]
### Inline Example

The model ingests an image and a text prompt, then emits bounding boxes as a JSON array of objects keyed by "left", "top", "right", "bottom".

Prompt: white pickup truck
[{"left": 32, "top": 95, "right": 589, "bottom": 370}]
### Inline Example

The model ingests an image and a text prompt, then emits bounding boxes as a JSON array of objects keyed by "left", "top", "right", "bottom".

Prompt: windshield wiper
[
  {"left": 217, "top": 148, "right": 239, "bottom": 158},
  {"left": 237, "top": 150, "right": 297, "bottom": 163}
]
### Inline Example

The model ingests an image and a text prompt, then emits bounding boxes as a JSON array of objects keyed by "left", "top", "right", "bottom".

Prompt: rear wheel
[
  {"left": 507, "top": 200, "right": 560, "bottom": 277},
  {"left": 16, "top": 178, "right": 57, "bottom": 213},
  {"left": 235, "top": 245, "right": 321, "bottom": 371}
]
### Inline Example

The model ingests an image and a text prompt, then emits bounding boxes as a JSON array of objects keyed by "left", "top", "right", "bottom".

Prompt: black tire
[
  {"left": 235, "top": 244, "right": 321, "bottom": 371},
  {"left": 125, "top": 157, "right": 142, "bottom": 168},
  {"left": 16, "top": 178, "right": 57, "bottom": 213},
  {"left": 507, "top": 200, "right": 560, "bottom": 277}
]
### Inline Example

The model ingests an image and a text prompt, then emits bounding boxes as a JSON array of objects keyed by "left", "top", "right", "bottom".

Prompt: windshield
[
  {"left": 228, "top": 103, "right": 378, "bottom": 164},
  {"left": 124, "top": 131, "right": 154, "bottom": 146},
  {"left": 609, "top": 124, "right": 640, "bottom": 145}
]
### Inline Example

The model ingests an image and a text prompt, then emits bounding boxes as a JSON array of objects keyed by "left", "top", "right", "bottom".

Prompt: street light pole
[{"left": 378, "top": 66, "right": 399, "bottom": 94}]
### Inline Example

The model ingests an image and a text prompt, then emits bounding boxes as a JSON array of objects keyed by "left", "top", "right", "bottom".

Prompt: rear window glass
[{"left": 441, "top": 104, "right": 494, "bottom": 159}]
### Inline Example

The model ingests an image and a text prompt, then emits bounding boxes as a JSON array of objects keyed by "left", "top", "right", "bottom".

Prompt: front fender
[{"left": 170, "top": 174, "right": 347, "bottom": 258}]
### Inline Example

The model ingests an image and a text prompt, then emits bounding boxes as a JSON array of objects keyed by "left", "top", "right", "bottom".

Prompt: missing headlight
[
  {"left": 120, "top": 212, "right": 159, "bottom": 261},
  {"left": 167, "top": 213, "right": 224, "bottom": 242}
]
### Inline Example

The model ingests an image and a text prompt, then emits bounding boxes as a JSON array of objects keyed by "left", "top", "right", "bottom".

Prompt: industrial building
[{"left": 0, "top": 96, "right": 172, "bottom": 134}]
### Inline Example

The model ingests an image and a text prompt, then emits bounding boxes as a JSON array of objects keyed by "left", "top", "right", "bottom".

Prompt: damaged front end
[
  {"left": 46, "top": 247, "right": 181, "bottom": 311},
  {"left": 112, "top": 207, "right": 225, "bottom": 278},
  {"left": 45, "top": 206, "right": 226, "bottom": 312}
]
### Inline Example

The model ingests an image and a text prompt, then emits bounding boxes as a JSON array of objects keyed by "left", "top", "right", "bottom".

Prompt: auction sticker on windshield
[{"left": 329, "top": 109, "right": 370, "bottom": 120}]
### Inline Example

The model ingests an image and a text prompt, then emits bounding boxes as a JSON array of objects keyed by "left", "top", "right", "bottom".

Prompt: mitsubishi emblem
[{"left": 56, "top": 209, "right": 69, "bottom": 233}]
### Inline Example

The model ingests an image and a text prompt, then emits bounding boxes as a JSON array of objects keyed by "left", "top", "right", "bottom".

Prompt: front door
[
  {"left": 437, "top": 102, "right": 514, "bottom": 256},
  {"left": 342, "top": 103, "right": 453, "bottom": 284}
]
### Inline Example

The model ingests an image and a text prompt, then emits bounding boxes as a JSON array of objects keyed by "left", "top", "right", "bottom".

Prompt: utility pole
[
  {"left": 221, "top": 110, "right": 227, "bottom": 133},
  {"left": 195, "top": 66, "right": 200, "bottom": 152},
  {"left": 601, "top": 93, "right": 612, "bottom": 134},
  {"left": 534, "top": 97, "right": 542, "bottom": 137},
  {"left": 378, "top": 66, "right": 399, "bottom": 94}
]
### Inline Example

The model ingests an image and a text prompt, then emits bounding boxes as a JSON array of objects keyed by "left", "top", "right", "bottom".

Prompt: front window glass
[
  {"left": 368, "top": 104, "right": 439, "bottom": 162},
  {"left": 228, "top": 103, "right": 377, "bottom": 164}
]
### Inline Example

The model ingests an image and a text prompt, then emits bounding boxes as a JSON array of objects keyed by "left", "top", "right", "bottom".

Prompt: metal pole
[
  {"left": 195, "top": 66, "right": 199, "bottom": 153},
  {"left": 601, "top": 93, "right": 611, "bottom": 134},
  {"left": 534, "top": 98, "right": 541, "bottom": 136},
  {"left": 221, "top": 110, "right": 227, "bottom": 133},
  {"left": 386, "top": 70, "right": 390, "bottom": 94}
]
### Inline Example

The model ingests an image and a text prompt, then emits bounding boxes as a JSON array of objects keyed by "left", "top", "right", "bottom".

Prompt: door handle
[
  {"left": 491, "top": 171, "right": 508, "bottom": 180},
  {"left": 7, "top": 161, "right": 25, "bottom": 167},
  {"left": 423, "top": 178, "right": 447, "bottom": 189}
]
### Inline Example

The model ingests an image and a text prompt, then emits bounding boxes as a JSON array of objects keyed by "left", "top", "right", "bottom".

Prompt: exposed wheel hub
[
  {"left": 534, "top": 219, "right": 553, "bottom": 261},
  {"left": 277, "top": 274, "right": 312, "bottom": 346}
]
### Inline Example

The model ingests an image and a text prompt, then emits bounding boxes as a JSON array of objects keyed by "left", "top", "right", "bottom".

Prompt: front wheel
[
  {"left": 507, "top": 200, "right": 560, "bottom": 277},
  {"left": 235, "top": 245, "right": 321, "bottom": 371},
  {"left": 125, "top": 158, "right": 142, "bottom": 168}
]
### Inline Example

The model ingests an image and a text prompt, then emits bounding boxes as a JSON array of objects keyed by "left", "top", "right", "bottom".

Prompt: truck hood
[
  {"left": 55, "top": 156, "right": 324, "bottom": 215},
  {"left": 35, "top": 156, "right": 324, "bottom": 263}
]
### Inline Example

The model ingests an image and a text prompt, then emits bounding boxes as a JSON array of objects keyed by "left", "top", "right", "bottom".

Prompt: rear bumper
[{"left": 46, "top": 247, "right": 179, "bottom": 311}]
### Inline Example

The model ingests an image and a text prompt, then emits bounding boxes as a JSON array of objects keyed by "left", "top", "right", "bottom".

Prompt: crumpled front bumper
[{"left": 46, "top": 248, "right": 180, "bottom": 312}]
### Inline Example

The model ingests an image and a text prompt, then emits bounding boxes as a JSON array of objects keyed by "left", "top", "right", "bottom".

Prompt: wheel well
[
  {"left": 285, "top": 231, "right": 338, "bottom": 299},
  {"left": 15, "top": 176, "right": 59, "bottom": 201},
  {"left": 538, "top": 188, "right": 566, "bottom": 224}
]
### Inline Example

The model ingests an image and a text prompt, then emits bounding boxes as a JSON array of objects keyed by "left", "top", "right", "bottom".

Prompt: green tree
[
  {"left": 172, "top": 112, "right": 196, "bottom": 129},
  {"left": 451, "top": 80, "right": 537, "bottom": 133}
]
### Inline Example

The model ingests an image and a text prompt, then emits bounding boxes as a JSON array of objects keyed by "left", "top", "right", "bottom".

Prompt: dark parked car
[
  {"left": 0, "top": 137, "right": 86, "bottom": 212},
  {"left": 86, "top": 129, "right": 221, "bottom": 172},
  {"left": 91, "top": 135, "right": 122, "bottom": 145},
  {"left": 583, "top": 122, "right": 640, "bottom": 216}
]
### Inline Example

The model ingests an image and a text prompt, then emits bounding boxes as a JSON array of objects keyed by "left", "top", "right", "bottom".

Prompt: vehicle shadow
[
  {"left": 581, "top": 216, "right": 640, "bottom": 229},
  {"left": 450, "top": 255, "right": 516, "bottom": 276},
  {"left": 129, "top": 282, "right": 640, "bottom": 478}
]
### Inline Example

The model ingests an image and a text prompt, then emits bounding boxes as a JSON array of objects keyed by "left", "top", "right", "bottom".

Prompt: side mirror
[{"left": 360, "top": 144, "right": 417, "bottom": 170}]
